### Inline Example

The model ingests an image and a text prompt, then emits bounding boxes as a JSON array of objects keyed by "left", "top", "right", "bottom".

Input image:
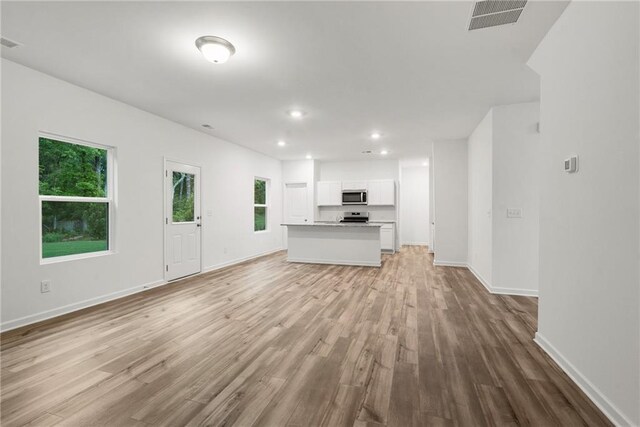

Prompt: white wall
[
  {"left": 467, "top": 110, "right": 493, "bottom": 284},
  {"left": 528, "top": 2, "right": 639, "bottom": 425},
  {"left": 433, "top": 139, "right": 468, "bottom": 265},
  {"left": 1, "top": 59, "right": 284, "bottom": 330},
  {"left": 318, "top": 160, "right": 399, "bottom": 182},
  {"left": 467, "top": 103, "right": 540, "bottom": 295},
  {"left": 492, "top": 102, "right": 539, "bottom": 294},
  {"left": 399, "top": 165, "right": 429, "bottom": 245}
]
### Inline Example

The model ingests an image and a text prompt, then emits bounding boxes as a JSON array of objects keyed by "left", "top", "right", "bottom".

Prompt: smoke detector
[{"left": 468, "top": 0, "right": 527, "bottom": 31}]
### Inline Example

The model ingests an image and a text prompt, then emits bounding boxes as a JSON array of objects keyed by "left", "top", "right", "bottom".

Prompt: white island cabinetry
[{"left": 282, "top": 223, "right": 382, "bottom": 267}]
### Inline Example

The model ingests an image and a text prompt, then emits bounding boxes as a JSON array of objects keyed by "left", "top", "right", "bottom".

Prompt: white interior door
[
  {"left": 284, "top": 183, "right": 309, "bottom": 224},
  {"left": 165, "top": 161, "right": 201, "bottom": 281}
]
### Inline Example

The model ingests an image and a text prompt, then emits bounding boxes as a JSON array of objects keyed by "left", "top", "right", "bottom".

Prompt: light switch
[{"left": 507, "top": 208, "right": 523, "bottom": 218}]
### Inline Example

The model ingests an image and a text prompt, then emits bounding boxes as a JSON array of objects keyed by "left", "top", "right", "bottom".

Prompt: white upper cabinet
[
  {"left": 316, "top": 181, "right": 342, "bottom": 206},
  {"left": 368, "top": 180, "right": 395, "bottom": 206},
  {"left": 342, "top": 181, "right": 368, "bottom": 191}
]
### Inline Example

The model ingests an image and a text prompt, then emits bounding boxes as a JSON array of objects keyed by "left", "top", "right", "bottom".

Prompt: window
[
  {"left": 39, "top": 135, "right": 114, "bottom": 261},
  {"left": 172, "top": 171, "right": 195, "bottom": 223},
  {"left": 254, "top": 178, "right": 268, "bottom": 232}
]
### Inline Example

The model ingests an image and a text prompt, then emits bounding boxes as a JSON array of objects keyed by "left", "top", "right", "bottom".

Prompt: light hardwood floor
[{"left": 1, "top": 247, "right": 610, "bottom": 426}]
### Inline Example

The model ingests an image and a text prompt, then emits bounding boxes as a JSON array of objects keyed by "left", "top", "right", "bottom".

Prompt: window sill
[
  {"left": 40, "top": 250, "right": 116, "bottom": 265},
  {"left": 254, "top": 230, "right": 270, "bottom": 234}
]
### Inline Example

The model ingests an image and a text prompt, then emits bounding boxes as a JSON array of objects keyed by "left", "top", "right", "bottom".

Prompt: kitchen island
[{"left": 281, "top": 223, "right": 382, "bottom": 267}]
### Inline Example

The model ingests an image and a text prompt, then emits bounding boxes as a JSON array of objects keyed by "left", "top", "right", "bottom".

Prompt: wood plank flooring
[{"left": 1, "top": 247, "right": 611, "bottom": 426}]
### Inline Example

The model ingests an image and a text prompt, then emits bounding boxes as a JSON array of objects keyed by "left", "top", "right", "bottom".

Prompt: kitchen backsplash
[{"left": 317, "top": 205, "right": 397, "bottom": 222}]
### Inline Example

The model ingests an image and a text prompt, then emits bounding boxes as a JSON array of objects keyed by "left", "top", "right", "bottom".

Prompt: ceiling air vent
[
  {"left": 468, "top": 0, "right": 527, "bottom": 31},
  {"left": 0, "top": 37, "right": 21, "bottom": 48}
]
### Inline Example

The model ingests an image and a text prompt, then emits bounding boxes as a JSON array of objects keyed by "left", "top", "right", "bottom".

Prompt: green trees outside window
[
  {"left": 254, "top": 179, "right": 267, "bottom": 231},
  {"left": 39, "top": 137, "right": 111, "bottom": 259},
  {"left": 172, "top": 172, "right": 195, "bottom": 222}
]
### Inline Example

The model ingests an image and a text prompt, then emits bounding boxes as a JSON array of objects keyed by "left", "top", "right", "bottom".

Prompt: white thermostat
[{"left": 564, "top": 155, "right": 578, "bottom": 173}]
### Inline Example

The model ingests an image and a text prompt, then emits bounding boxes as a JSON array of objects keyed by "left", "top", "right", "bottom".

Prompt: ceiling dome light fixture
[
  {"left": 305, "top": 154, "right": 312, "bottom": 159},
  {"left": 288, "top": 110, "right": 305, "bottom": 119},
  {"left": 380, "top": 149, "right": 388, "bottom": 155},
  {"left": 277, "top": 140, "right": 286, "bottom": 147},
  {"left": 370, "top": 132, "right": 382, "bottom": 139},
  {"left": 195, "top": 36, "right": 236, "bottom": 64}
]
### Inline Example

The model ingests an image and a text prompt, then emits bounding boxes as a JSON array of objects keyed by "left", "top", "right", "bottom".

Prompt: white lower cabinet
[{"left": 380, "top": 224, "right": 395, "bottom": 252}]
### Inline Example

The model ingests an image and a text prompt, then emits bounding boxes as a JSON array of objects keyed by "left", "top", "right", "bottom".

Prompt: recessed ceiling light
[
  {"left": 380, "top": 150, "right": 388, "bottom": 155},
  {"left": 277, "top": 140, "right": 286, "bottom": 147},
  {"left": 195, "top": 36, "right": 236, "bottom": 64},
  {"left": 289, "top": 110, "right": 305, "bottom": 118},
  {"left": 305, "top": 154, "right": 312, "bottom": 159},
  {"left": 371, "top": 132, "right": 382, "bottom": 139}
]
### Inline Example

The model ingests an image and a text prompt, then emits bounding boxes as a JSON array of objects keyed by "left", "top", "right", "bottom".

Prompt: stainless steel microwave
[{"left": 342, "top": 190, "right": 367, "bottom": 205}]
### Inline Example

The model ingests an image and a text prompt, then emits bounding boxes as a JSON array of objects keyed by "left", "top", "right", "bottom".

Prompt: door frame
[{"left": 163, "top": 157, "right": 202, "bottom": 281}]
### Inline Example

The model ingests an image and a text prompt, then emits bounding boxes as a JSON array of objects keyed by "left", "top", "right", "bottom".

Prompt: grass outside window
[{"left": 39, "top": 136, "right": 113, "bottom": 260}]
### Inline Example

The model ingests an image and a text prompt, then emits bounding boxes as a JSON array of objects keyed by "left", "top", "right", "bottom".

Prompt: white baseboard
[
  {"left": 466, "top": 263, "right": 539, "bottom": 297},
  {"left": 202, "top": 247, "right": 284, "bottom": 274},
  {"left": 287, "top": 257, "right": 380, "bottom": 267},
  {"left": 401, "top": 242, "right": 428, "bottom": 246},
  {"left": 534, "top": 333, "right": 635, "bottom": 427},
  {"left": 466, "top": 263, "right": 493, "bottom": 293},
  {"left": 1, "top": 247, "right": 285, "bottom": 333},
  {"left": 0, "top": 278, "right": 168, "bottom": 332},
  {"left": 433, "top": 259, "right": 467, "bottom": 267},
  {"left": 491, "top": 286, "right": 538, "bottom": 297}
]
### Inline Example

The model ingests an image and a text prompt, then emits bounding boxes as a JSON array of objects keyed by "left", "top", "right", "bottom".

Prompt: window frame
[
  {"left": 253, "top": 177, "right": 269, "bottom": 233},
  {"left": 39, "top": 132, "right": 116, "bottom": 264}
]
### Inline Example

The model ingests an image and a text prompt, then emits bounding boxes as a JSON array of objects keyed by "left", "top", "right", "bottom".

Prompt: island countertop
[{"left": 281, "top": 222, "right": 382, "bottom": 227}]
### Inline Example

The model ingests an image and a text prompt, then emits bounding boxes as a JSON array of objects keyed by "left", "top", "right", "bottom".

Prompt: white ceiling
[{"left": 1, "top": 1, "right": 567, "bottom": 161}]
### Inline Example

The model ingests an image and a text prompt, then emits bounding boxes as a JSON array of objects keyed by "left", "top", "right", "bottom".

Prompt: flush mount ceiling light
[
  {"left": 288, "top": 110, "right": 305, "bottom": 119},
  {"left": 380, "top": 149, "right": 389, "bottom": 155},
  {"left": 195, "top": 36, "right": 236, "bottom": 64},
  {"left": 370, "top": 132, "right": 382, "bottom": 140},
  {"left": 277, "top": 140, "right": 286, "bottom": 147},
  {"left": 305, "top": 154, "right": 312, "bottom": 159}
]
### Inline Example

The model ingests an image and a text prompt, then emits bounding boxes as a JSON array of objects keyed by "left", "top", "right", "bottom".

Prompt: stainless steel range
[{"left": 340, "top": 212, "right": 369, "bottom": 224}]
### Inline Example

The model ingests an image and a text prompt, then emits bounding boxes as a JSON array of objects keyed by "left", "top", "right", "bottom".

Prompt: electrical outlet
[
  {"left": 41, "top": 280, "right": 51, "bottom": 293},
  {"left": 507, "top": 208, "right": 523, "bottom": 218}
]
